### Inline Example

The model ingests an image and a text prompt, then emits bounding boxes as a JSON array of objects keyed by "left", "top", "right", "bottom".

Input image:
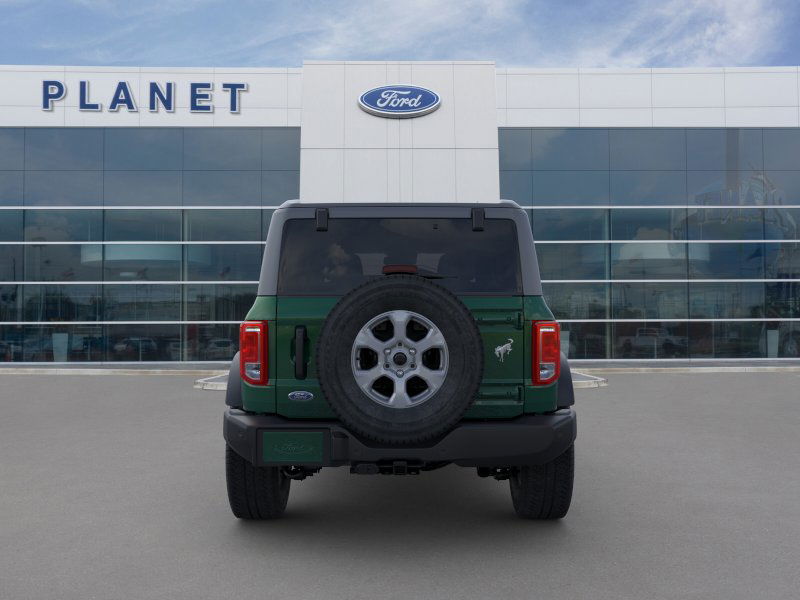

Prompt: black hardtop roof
[{"left": 276, "top": 199, "right": 522, "bottom": 210}]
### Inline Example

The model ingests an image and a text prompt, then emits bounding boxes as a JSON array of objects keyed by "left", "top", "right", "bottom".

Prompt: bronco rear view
[{"left": 223, "top": 200, "right": 576, "bottom": 519}]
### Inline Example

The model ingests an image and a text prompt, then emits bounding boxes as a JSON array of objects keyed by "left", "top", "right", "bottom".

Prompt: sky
[{"left": 0, "top": 0, "right": 798, "bottom": 68}]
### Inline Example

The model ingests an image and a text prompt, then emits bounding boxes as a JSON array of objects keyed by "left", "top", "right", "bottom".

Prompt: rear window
[{"left": 277, "top": 217, "right": 521, "bottom": 295}]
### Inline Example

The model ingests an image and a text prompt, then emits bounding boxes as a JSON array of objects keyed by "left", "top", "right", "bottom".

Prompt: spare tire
[{"left": 316, "top": 275, "right": 483, "bottom": 445}]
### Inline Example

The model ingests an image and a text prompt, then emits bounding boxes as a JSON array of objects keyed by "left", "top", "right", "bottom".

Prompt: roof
[{"left": 277, "top": 199, "right": 521, "bottom": 209}]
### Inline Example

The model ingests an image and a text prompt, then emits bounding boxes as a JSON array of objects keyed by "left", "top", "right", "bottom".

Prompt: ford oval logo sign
[{"left": 358, "top": 85, "right": 440, "bottom": 118}]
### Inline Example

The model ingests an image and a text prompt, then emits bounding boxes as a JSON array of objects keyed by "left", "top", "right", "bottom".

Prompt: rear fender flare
[
  {"left": 225, "top": 352, "right": 243, "bottom": 409},
  {"left": 557, "top": 351, "right": 574, "bottom": 408}
]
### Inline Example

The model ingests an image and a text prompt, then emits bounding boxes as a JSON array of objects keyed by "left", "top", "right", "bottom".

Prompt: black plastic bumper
[{"left": 224, "top": 409, "right": 576, "bottom": 468}]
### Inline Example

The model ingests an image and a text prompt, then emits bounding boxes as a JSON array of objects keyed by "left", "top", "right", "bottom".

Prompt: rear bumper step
[{"left": 224, "top": 409, "right": 576, "bottom": 468}]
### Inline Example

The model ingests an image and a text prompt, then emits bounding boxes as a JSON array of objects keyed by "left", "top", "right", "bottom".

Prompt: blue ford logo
[
  {"left": 288, "top": 391, "right": 314, "bottom": 402},
  {"left": 358, "top": 85, "right": 440, "bottom": 118}
]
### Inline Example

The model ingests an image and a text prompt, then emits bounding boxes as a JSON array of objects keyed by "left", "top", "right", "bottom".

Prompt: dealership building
[{"left": 0, "top": 61, "right": 798, "bottom": 363}]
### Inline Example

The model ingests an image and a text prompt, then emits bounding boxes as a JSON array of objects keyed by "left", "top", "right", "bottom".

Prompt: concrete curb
[
  {"left": 0, "top": 368, "right": 226, "bottom": 377},
  {"left": 579, "top": 366, "right": 800, "bottom": 374}
]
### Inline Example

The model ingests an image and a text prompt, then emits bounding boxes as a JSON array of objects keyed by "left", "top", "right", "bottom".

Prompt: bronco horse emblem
[{"left": 494, "top": 338, "right": 514, "bottom": 362}]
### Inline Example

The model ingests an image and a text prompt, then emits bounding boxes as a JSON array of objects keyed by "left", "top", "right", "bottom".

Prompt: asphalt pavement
[{"left": 1, "top": 372, "right": 799, "bottom": 600}]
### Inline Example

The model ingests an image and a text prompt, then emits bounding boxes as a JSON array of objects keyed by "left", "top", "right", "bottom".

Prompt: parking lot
[{"left": 1, "top": 371, "right": 799, "bottom": 600}]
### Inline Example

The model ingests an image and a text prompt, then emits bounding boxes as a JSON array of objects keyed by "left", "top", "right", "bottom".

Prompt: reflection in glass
[
  {"left": 500, "top": 171, "right": 532, "bottom": 204},
  {"left": 24, "top": 171, "right": 103, "bottom": 206},
  {"left": 613, "top": 321, "right": 689, "bottom": 359},
  {"left": 611, "top": 171, "right": 686, "bottom": 205},
  {"left": 102, "top": 245, "right": 181, "bottom": 281},
  {"left": 499, "top": 129, "right": 532, "bottom": 170},
  {"left": 687, "top": 207, "right": 764, "bottom": 240},
  {"left": 104, "top": 210, "right": 181, "bottom": 241},
  {"left": 0, "top": 170, "right": 23, "bottom": 205},
  {"left": 689, "top": 322, "right": 765, "bottom": 358},
  {"left": 533, "top": 129, "right": 609, "bottom": 170},
  {"left": 104, "top": 128, "right": 182, "bottom": 170},
  {"left": 104, "top": 285, "right": 181, "bottom": 320},
  {"left": 532, "top": 209, "right": 607, "bottom": 241},
  {"left": 689, "top": 282, "right": 765, "bottom": 319},
  {"left": 25, "top": 244, "right": 102, "bottom": 281},
  {"left": 612, "top": 282, "right": 688, "bottom": 319},
  {"left": 766, "top": 282, "right": 800, "bottom": 317},
  {"left": 183, "top": 171, "right": 260, "bottom": 205},
  {"left": 774, "top": 323, "right": 800, "bottom": 357},
  {"left": 0, "top": 129, "right": 24, "bottom": 170},
  {"left": 23, "top": 285, "right": 101, "bottom": 321},
  {"left": 185, "top": 284, "right": 257, "bottom": 321},
  {"left": 765, "top": 242, "right": 800, "bottom": 278},
  {"left": 0, "top": 246, "right": 23, "bottom": 281},
  {"left": 104, "top": 171, "right": 182, "bottom": 206},
  {"left": 183, "top": 128, "right": 261, "bottom": 170},
  {"left": 688, "top": 170, "right": 777, "bottom": 205},
  {"left": 532, "top": 171, "right": 610, "bottom": 205},
  {"left": 24, "top": 210, "right": 102, "bottom": 242},
  {"left": 0, "top": 210, "right": 22, "bottom": 241},
  {"left": 22, "top": 324, "right": 104, "bottom": 362},
  {"left": 611, "top": 208, "right": 687, "bottom": 240},
  {"left": 542, "top": 283, "right": 608, "bottom": 319},
  {"left": 536, "top": 244, "right": 608, "bottom": 280},
  {"left": 0, "top": 325, "right": 23, "bottom": 361},
  {"left": 0, "top": 285, "right": 20, "bottom": 321},
  {"left": 262, "top": 128, "right": 301, "bottom": 171},
  {"left": 763, "top": 129, "right": 800, "bottom": 170},
  {"left": 611, "top": 243, "right": 687, "bottom": 279},
  {"left": 184, "top": 209, "right": 262, "bottom": 241},
  {"left": 185, "top": 245, "right": 263, "bottom": 281},
  {"left": 610, "top": 129, "right": 685, "bottom": 170},
  {"left": 25, "top": 128, "right": 103, "bottom": 170},
  {"left": 185, "top": 324, "right": 239, "bottom": 361},
  {"left": 561, "top": 322, "right": 608, "bottom": 359},
  {"left": 106, "top": 324, "right": 181, "bottom": 361},
  {"left": 686, "top": 129, "right": 763, "bottom": 171},
  {"left": 689, "top": 243, "right": 764, "bottom": 279},
  {"left": 262, "top": 170, "right": 299, "bottom": 206}
]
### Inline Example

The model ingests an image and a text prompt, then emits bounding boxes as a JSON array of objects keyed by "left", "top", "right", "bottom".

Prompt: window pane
[
  {"left": 104, "top": 171, "right": 182, "bottom": 206},
  {"left": 262, "top": 209, "right": 273, "bottom": 240},
  {"left": 533, "top": 128, "right": 609, "bottom": 170},
  {"left": 25, "top": 171, "right": 103, "bottom": 206},
  {"left": 104, "top": 285, "right": 181, "bottom": 320},
  {"left": 185, "top": 284, "right": 256, "bottom": 321},
  {"left": 689, "top": 282, "right": 765, "bottom": 318},
  {"left": 613, "top": 321, "right": 688, "bottom": 359},
  {"left": 22, "top": 285, "right": 101, "bottom": 321},
  {"left": 766, "top": 282, "right": 800, "bottom": 317},
  {"left": 185, "top": 324, "right": 239, "bottom": 361},
  {"left": 775, "top": 323, "right": 800, "bottom": 357},
  {"left": 106, "top": 324, "right": 181, "bottom": 361},
  {"left": 610, "top": 129, "right": 685, "bottom": 170},
  {"left": 25, "top": 244, "right": 102, "bottom": 281},
  {"left": 611, "top": 171, "right": 687, "bottom": 205},
  {"left": 0, "top": 325, "right": 23, "bottom": 361},
  {"left": 186, "top": 244, "right": 262, "bottom": 281},
  {"left": 537, "top": 243, "right": 607, "bottom": 280},
  {"left": 104, "top": 209, "right": 181, "bottom": 241},
  {"left": 0, "top": 285, "right": 20, "bottom": 321},
  {"left": 0, "top": 171, "right": 23, "bottom": 205},
  {"left": 262, "top": 128, "right": 300, "bottom": 170},
  {"left": 764, "top": 129, "right": 800, "bottom": 170},
  {"left": 611, "top": 243, "right": 687, "bottom": 279},
  {"left": 765, "top": 242, "right": 800, "bottom": 278},
  {"left": 184, "top": 209, "right": 262, "bottom": 241},
  {"left": 262, "top": 170, "right": 299, "bottom": 206},
  {"left": 183, "top": 128, "right": 261, "bottom": 170},
  {"left": 689, "top": 322, "right": 765, "bottom": 358},
  {"left": 687, "top": 170, "right": 775, "bottom": 205},
  {"left": 533, "top": 171, "right": 609, "bottom": 205},
  {"left": 25, "top": 128, "right": 103, "bottom": 170},
  {"left": 0, "top": 129, "right": 24, "bottom": 170},
  {"left": 687, "top": 207, "right": 764, "bottom": 240},
  {"left": 0, "top": 209, "right": 22, "bottom": 241},
  {"left": 611, "top": 208, "right": 687, "bottom": 240},
  {"left": 104, "top": 128, "right": 182, "bottom": 170},
  {"left": 500, "top": 171, "right": 532, "bottom": 204},
  {"left": 686, "top": 129, "right": 763, "bottom": 171},
  {"left": 498, "top": 129, "right": 532, "bottom": 170},
  {"left": 764, "top": 170, "right": 800, "bottom": 204},
  {"left": 183, "top": 171, "right": 260, "bottom": 206},
  {"left": 561, "top": 322, "right": 608, "bottom": 359},
  {"left": 22, "top": 324, "right": 104, "bottom": 362},
  {"left": 24, "top": 210, "right": 102, "bottom": 241},
  {"left": 689, "top": 243, "right": 765, "bottom": 279},
  {"left": 612, "top": 282, "right": 688, "bottom": 319},
  {"left": 103, "top": 245, "right": 181, "bottom": 281},
  {"left": 0, "top": 246, "right": 23, "bottom": 280},
  {"left": 542, "top": 283, "right": 607, "bottom": 319},
  {"left": 532, "top": 209, "right": 608, "bottom": 241}
]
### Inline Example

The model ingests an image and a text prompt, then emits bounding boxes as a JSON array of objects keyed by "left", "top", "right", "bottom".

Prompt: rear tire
[
  {"left": 509, "top": 445, "right": 574, "bottom": 519},
  {"left": 226, "top": 445, "right": 290, "bottom": 519}
]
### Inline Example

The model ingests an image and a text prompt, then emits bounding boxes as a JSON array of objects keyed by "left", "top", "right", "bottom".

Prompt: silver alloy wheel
[{"left": 351, "top": 310, "right": 449, "bottom": 409}]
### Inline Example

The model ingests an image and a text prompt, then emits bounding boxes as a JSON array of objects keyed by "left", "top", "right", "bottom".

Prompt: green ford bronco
[{"left": 224, "top": 200, "right": 576, "bottom": 519}]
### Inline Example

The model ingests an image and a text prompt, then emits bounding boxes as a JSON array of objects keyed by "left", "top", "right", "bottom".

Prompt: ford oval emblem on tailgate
[{"left": 288, "top": 390, "right": 314, "bottom": 402}]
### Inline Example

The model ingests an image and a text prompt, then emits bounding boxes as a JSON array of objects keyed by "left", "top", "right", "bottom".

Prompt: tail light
[
  {"left": 240, "top": 321, "right": 268, "bottom": 385},
  {"left": 532, "top": 321, "right": 560, "bottom": 385}
]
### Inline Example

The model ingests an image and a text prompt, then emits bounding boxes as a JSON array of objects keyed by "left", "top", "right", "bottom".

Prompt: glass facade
[
  {"left": 501, "top": 127, "right": 800, "bottom": 359},
  {"left": 0, "top": 127, "right": 299, "bottom": 362},
  {"left": 1, "top": 125, "right": 798, "bottom": 361}
]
